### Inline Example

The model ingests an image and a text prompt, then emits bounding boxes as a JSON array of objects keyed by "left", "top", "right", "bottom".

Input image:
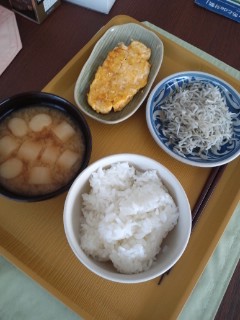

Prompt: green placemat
[
  {"left": 0, "top": 256, "right": 81, "bottom": 320},
  {"left": 145, "top": 21, "right": 240, "bottom": 320},
  {"left": 178, "top": 203, "right": 240, "bottom": 320},
  {"left": 0, "top": 203, "right": 239, "bottom": 320},
  {"left": 0, "top": 22, "right": 239, "bottom": 320}
]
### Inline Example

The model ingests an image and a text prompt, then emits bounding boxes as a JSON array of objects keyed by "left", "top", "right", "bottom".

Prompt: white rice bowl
[{"left": 64, "top": 154, "right": 192, "bottom": 283}]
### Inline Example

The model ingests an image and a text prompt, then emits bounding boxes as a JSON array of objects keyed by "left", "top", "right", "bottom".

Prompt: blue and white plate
[{"left": 146, "top": 71, "right": 240, "bottom": 167}]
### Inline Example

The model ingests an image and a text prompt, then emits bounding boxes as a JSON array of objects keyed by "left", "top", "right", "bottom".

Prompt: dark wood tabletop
[{"left": 0, "top": 0, "right": 239, "bottom": 319}]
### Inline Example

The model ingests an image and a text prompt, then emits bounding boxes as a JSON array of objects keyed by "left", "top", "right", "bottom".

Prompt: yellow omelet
[{"left": 87, "top": 40, "right": 151, "bottom": 114}]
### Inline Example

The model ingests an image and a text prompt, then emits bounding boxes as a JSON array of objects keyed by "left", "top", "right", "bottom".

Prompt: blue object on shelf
[{"left": 195, "top": 0, "right": 240, "bottom": 22}]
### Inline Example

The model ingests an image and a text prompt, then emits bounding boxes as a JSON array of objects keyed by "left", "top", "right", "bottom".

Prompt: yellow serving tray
[{"left": 1, "top": 15, "right": 239, "bottom": 320}]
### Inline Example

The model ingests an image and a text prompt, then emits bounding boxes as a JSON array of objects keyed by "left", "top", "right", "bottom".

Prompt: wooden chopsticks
[{"left": 157, "top": 164, "right": 226, "bottom": 285}]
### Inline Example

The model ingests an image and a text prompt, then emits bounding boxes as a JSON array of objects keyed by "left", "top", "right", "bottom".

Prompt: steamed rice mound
[{"left": 80, "top": 162, "right": 179, "bottom": 274}]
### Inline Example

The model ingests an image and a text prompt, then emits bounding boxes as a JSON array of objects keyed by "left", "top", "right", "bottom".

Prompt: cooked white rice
[{"left": 79, "top": 162, "right": 179, "bottom": 274}]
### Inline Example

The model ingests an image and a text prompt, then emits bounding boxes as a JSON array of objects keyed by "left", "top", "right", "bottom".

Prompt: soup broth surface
[{"left": 0, "top": 106, "right": 86, "bottom": 196}]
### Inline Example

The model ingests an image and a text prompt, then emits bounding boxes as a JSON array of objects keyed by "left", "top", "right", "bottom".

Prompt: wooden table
[{"left": 0, "top": 0, "right": 239, "bottom": 319}]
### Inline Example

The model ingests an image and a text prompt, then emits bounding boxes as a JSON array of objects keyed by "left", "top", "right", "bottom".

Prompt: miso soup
[{"left": 0, "top": 106, "right": 86, "bottom": 196}]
